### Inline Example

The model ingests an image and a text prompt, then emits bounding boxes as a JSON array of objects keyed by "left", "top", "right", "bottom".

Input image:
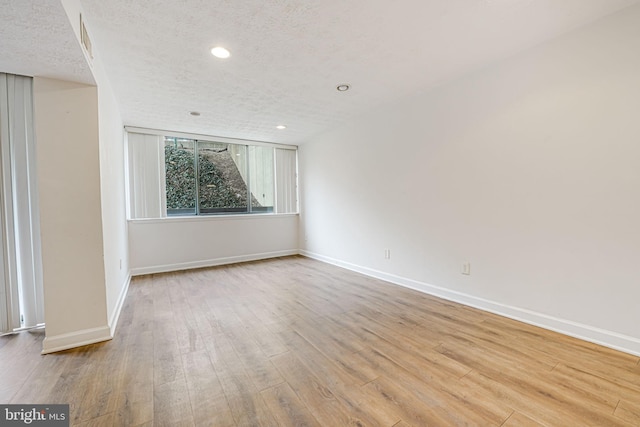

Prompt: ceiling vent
[{"left": 79, "top": 14, "right": 93, "bottom": 61}]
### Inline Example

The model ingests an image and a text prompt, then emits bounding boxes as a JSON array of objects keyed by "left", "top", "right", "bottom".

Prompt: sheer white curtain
[
  {"left": 0, "top": 73, "right": 45, "bottom": 334},
  {"left": 275, "top": 148, "right": 298, "bottom": 213},
  {"left": 126, "top": 132, "right": 166, "bottom": 219}
]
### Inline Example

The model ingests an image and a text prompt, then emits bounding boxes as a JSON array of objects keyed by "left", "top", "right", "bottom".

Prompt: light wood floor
[{"left": 2, "top": 256, "right": 639, "bottom": 426}]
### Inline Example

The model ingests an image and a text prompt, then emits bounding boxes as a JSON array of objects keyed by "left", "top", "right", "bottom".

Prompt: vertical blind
[
  {"left": 127, "top": 132, "right": 166, "bottom": 219},
  {"left": 0, "top": 73, "right": 45, "bottom": 334},
  {"left": 275, "top": 148, "right": 298, "bottom": 214}
]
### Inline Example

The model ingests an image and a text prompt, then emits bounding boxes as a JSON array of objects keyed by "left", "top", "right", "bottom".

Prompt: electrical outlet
[
  {"left": 462, "top": 262, "right": 471, "bottom": 275},
  {"left": 384, "top": 249, "right": 391, "bottom": 259},
  {"left": 119, "top": 259, "right": 122, "bottom": 270}
]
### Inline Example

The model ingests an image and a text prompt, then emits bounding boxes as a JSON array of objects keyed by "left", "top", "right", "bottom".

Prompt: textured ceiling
[
  {"left": 0, "top": 0, "right": 94, "bottom": 85},
  {"left": 3, "top": 1, "right": 639, "bottom": 144}
]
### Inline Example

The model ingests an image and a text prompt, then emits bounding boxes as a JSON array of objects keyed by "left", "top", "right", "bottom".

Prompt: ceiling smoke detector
[{"left": 336, "top": 84, "right": 350, "bottom": 92}]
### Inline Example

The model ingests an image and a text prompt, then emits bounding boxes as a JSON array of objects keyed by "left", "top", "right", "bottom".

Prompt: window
[
  {"left": 127, "top": 129, "right": 297, "bottom": 218},
  {"left": 195, "top": 140, "right": 249, "bottom": 214},
  {"left": 164, "top": 138, "right": 196, "bottom": 215}
]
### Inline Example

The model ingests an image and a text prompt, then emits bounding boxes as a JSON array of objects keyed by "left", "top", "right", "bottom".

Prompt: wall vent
[{"left": 80, "top": 14, "right": 93, "bottom": 60}]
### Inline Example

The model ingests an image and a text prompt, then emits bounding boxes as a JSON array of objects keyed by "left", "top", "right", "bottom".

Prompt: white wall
[
  {"left": 31, "top": 1, "right": 129, "bottom": 353},
  {"left": 299, "top": 5, "right": 640, "bottom": 355},
  {"left": 129, "top": 215, "right": 299, "bottom": 274},
  {"left": 34, "top": 77, "right": 110, "bottom": 353},
  {"left": 61, "top": 0, "right": 130, "bottom": 337},
  {"left": 96, "top": 85, "right": 128, "bottom": 333}
]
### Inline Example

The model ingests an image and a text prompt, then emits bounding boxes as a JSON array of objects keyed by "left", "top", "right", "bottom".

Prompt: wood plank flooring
[{"left": 2, "top": 255, "right": 639, "bottom": 426}]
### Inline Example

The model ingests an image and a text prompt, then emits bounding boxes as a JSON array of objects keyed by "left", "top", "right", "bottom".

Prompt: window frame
[{"left": 125, "top": 126, "right": 298, "bottom": 219}]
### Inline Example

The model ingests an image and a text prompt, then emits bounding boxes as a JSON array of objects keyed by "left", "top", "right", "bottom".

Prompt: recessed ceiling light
[
  {"left": 189, "top": 111, "right": 201, "bottom": 116},
  {"left": 336, "top": 84, "right": 350, "bottom": 92},
  {"left": 211, "top": 46, "right": 231, "bottom": 59},
  {"left": 276, "top": 125, "right": 287, "bottom": 130}
]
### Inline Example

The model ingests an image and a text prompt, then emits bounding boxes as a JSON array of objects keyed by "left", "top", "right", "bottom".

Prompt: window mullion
[
  {"left": 246, "top": 145, "right": 251, "bottom": 214},
  {"left": 194, "top": 140, "right": 200, "bottom": 215}
]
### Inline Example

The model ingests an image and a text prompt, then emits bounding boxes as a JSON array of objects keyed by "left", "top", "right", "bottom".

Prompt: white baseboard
[
  {"left": 131, "top": 249, "right": 300, "bottom": 276},
  {"left": 109, "top": 274, "right": 131, "bottom": 337},
  {"left": 300, "top": 250, "right": 640, "bottom": 357},
  {"left": 41, "top": 275, "right": 130, "bottom": 354},
  {"left": 42, "top": 325, "right": 112, "bottom": 354}
]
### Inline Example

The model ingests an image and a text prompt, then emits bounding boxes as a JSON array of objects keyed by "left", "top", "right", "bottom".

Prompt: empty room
[{"left": 1, "top": 0, "right": 639, "bottom": 426}]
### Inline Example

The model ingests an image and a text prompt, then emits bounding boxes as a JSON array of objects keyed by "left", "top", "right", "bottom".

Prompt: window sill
[{"left": 127, "top": 212, "right": 299, "bottom": 225}]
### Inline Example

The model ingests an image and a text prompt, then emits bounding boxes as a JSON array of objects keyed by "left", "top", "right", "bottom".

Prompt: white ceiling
[
  {"left": 0, "top": 0, "right": 94, "bottom": 86},
  {"left": 2, "top": 1, "right": 639, "bottom": 144}
]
